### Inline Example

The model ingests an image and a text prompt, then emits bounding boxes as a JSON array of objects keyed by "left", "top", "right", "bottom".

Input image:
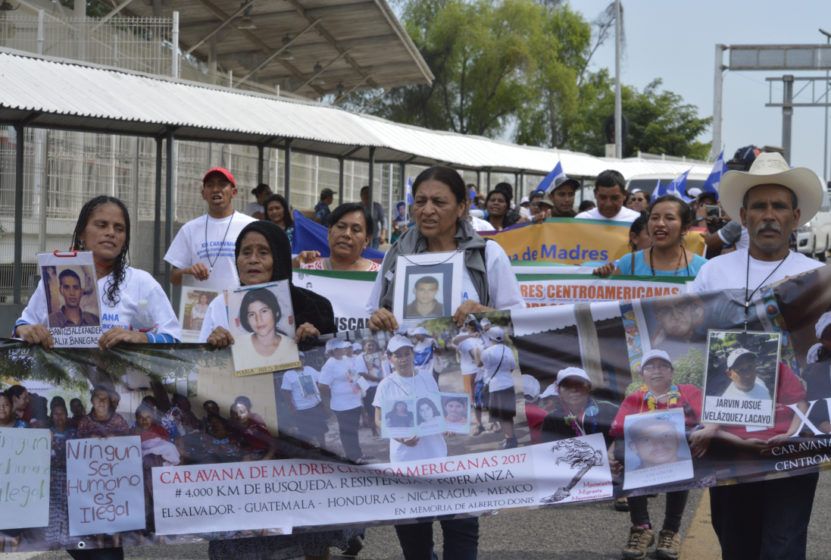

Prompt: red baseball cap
[{"left": 202, "top": 167, "right": 236, "bottom": 188}]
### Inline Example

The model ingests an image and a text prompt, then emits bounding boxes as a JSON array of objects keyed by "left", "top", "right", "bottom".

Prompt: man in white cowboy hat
[{"left": 689, "top": 151, "right": 823, "bottom": 559}]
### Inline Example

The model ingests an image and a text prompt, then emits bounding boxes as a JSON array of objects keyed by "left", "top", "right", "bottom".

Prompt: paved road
[{"left": 8, "top": 470, "right": 831, "bottom": 560}]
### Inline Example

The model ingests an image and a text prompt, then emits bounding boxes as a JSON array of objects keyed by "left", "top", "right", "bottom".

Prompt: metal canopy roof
[
  {"left": 0, "top": 50, "right": 711, "bottom": 178},
  {"left": 121, "top": 0, "right": 433, "bottom": 99}
]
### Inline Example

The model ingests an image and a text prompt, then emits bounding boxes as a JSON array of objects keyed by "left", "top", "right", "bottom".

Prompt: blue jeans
[
  {"left": 394, "top": 517, "right": 479, "bottom": 560},
  {"left": 709, "top": 472, "right": 818, "bottom": 560}
]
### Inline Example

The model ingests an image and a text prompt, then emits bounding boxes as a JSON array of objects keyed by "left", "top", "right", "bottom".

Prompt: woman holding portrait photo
[
  {"left": 367, "top": 166, "right": 526, "bottom": 560},
  {"left": 233, "top": 287, "right": 296, "bottom": 367}
]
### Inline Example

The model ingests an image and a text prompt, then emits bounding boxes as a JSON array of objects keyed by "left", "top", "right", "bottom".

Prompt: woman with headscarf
[
  {"left": 200, "top": 221, "right": 361, "bottom": 560},
  {"left": 200, "top": 220, "right": 335, "bottom": 345}
]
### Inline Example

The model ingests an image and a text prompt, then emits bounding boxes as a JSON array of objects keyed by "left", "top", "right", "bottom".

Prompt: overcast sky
[{"left": 571, "top": 0, "right": 831, "bottom": 179}]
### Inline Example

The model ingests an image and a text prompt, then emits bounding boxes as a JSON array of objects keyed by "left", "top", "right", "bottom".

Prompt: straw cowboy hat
[{"left": 719, "top": 152, "right": 823, "bottom": 227}]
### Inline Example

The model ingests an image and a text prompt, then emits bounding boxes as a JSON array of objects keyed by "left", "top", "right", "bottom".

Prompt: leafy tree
[
  {"left": 349, "top": 0, "right": 589, "bottom": 141},
  {"left": 351, "top": 0, "right": 710, "bottom": 160}
]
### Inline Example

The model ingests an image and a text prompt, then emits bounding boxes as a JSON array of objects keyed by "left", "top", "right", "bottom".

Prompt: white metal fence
[{"left": 0, "top": 12, "right": 530, "bottom": 300}]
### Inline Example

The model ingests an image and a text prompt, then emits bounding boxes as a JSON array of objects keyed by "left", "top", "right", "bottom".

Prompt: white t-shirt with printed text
[
  {"left": 164, "top": 211, "right": 256, "bottom": 291},
  {"left": 19, "top": 267, "right": 181, "bottom": 339}
]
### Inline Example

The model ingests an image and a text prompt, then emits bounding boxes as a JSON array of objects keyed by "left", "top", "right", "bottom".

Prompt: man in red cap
[{"left": 164, "top": 167, "right": 256, "bottom": 290}]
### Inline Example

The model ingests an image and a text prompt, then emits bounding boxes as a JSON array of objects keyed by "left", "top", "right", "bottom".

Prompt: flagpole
[{"left": 614, "top": 0, "right": 622, "bottom": 159}]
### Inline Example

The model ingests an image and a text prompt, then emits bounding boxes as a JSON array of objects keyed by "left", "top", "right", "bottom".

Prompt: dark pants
[
  {"left": 363, "top": 386, "right": 378, "bottom": 421},
  {"left": 709, "top": 472, "right": 818, "bottom": 560},
  {"left": 628, "top": 490, "right": 688, "bottom": 533},
  {"left": 394, "top": 518, "right": 479, "bottom": 560},
  {"left": 334, "top": 407, "right": 363, "bottom": 461}
]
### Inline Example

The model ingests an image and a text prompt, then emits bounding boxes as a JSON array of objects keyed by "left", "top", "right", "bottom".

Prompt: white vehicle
[
  {"left": 624, "top": 172, "right": 708, "bottom": 199},
  {"left": 797, "top": 189, "right": 831, "bottom": 262}
]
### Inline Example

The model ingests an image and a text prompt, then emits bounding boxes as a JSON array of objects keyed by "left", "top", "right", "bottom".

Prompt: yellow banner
[{"left": 482, "top": 219, "right": 705, "bottom": 264}]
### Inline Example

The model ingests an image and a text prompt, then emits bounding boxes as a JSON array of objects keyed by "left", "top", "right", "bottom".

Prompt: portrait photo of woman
[
  {"left": 385, "top": 400, "right": 414, "bottom": 428},
  {"left": 229, "top": 284, "right": 300, "bottom": 375}
]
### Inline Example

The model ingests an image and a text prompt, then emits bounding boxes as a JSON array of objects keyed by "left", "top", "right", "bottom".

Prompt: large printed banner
[
  {"left": 293, "top": 266, "right": 691, "bottom": 331},
  {"left": 515, "top": 274, "right": 688, "bottom": 307},
  {"left": 2, "top": 263, "right": 831, "bottom": 552},
  {"left": 481, "top": 219, "right": 631, "bottom": 264},
  {"left": 480, "top": 219, "right": 706, "bottom": 265}
]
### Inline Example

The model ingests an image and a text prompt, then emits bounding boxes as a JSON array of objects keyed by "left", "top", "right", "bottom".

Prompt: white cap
[
  {"left": 540, "top": 383, "right": 559, "bottom": 399},
  {"left": 816, "top": 311, "right": 831, "bottom": 340},
  {"left": 521, "top": 375, "right": 540, "bottom": 398},
  {"left": 556, "top": 367, "right": 592, "bottom": 387},
  {"left": 387, "top": 335, "right": 414, "bottom": 353},
  {"left": 352, "top": 342, "right": 363, "bottom": 352},
  {"left": 642, "top": 349, "right": 672, "bottom": 369},
  {"left": 335, "top": 339, "right": 352, "bottom": 350},
  {"left": 488, "top": 326, "right": 504, "bottom": 343},
  {"left": 520, "top": 196, "right": 530, "bottom": 205},
  {"left": 408, "top": 326, "right": 429, "bottom": 336},
  {"left": 325, "top": 339, "right": 338, "bottom": 352},
  {"left": 687, "top": 187, "right": 703, "bottom": 198},
  {"left": 726, "top": 348, "right": 756, "bottom": 369}
]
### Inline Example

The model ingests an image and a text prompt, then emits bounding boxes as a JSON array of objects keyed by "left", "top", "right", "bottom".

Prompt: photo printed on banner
[
  {"left": 702, "top": 331, "right": 780, "bottom": 430},
  {"left": 178, "top": 287, "right": 220, "bottom": 343},
  {"left": 393, "top": 251, "right": 463, "bottom": 329},
  {"left": 226, "top": 281, "right": 300, "bottom": 376},
  {"left": 622, "top": 408, "right": 693, "bottom": 491},
  {"left": 38, "top": 251, "right": 102, "bottom": 347}
]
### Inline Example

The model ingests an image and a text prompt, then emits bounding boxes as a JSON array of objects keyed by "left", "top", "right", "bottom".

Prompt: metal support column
[
  {"left": 284, "top": 139, "right": 293, "bottom": 203},
  {"left": 398, "top": 162, "right": 406, "bottom": 202},
  {"left": 164, "top": 131, "right": 174, "bottom": 289},
  {"left": 782, "top": 74, "right": 794, "bottom": 163},
  {"left": 12, "top": 124, "right": 24, "bottom": 304},
  {"left": 257, "top": 145, "right": 264, "bottom": 184},
  {"left": 153, "top": 137, "right": 163, "bottom": 280},
  {"left": 338, "top": 157, "right": 345, "bottom": 202},
  {"left": 712, "top": 44, "right": 726, "bottom": 161},
  {"left": 368, "top": 146, "right": 376, "bottom": 208}
]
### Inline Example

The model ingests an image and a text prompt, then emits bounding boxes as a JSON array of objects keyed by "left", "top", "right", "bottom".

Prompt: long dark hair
[
  {"left": 263, "top": 194, "right": 294, "bottom": 228},
  {"left": 239, "top": 288, "right": 284, "bottom": 335},
  {"left": 647, "top": 195, "right": 692, "bottom": 232},
  {"left": 71, "top": 196, "right": 130, "bottom": 306}
]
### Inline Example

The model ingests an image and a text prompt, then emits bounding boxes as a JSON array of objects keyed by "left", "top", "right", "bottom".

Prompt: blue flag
[
  {"left": 650, "top": 179, "right": 665, "bottom": 202},
  {"left": 291, "top": 210, "right": 385, "bottom": 260},
  {"left": 664, "top": 170, "right": 692, "bottom": 203},
  {"left": 406, "top": 177, "right": 414, "bottom": 206},
  {"left": 701, "top": 149, "right": 727, "bottom": 199},
  {"left": 534, "top": 161, "right": 565, "bottom": 194}
]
